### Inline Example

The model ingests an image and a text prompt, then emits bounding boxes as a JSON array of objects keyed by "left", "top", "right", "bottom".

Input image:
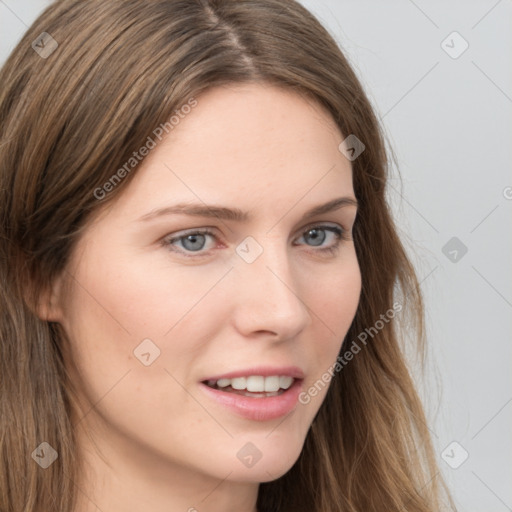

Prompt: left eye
[
  {"left": 295, "top": 226, "right": 343, "bottom": 248},
  {"left": 164, "top": 225, "right": 346, "bottom": 256}
]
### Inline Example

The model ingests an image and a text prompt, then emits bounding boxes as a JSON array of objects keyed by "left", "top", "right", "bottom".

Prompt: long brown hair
[{"left": 0, "top": 0, "right": 455, "bottom": 510}]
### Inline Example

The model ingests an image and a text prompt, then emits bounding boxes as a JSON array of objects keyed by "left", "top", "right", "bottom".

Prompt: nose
[{"left": 230, "top": 238, "right": 312, "bottom": 341}]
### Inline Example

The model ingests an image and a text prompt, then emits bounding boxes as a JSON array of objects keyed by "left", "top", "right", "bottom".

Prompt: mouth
[
  {"left": 202, "top": 375, "right": 297, "bottom": 398},
  {"left": 198, "top": 371, "right": 305, "bottom": 421}
]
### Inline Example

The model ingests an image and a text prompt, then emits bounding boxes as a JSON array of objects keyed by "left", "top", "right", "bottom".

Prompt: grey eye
[
  {"left": 303, "top": 228, "right": 326, "bottom": 247},
  {"left": 178, "top": 233, "right": 208, "bottom": 251}
]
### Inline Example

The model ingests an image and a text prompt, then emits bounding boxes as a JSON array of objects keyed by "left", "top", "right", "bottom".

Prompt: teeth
[
  {"left": 279, "top": 376, "right": 294, "bottom": 390},
  {"left": 231, "top": 377, "right": 247, "bottom": 390},
  {"left": 264, "top": 375, "right": 280, "bottom": 392},
  {"left": 246, "top": 376, "right": 265, "bottom": 392},
  {"left": 209, "top": 375, "right": 295, "bottom": 391}
]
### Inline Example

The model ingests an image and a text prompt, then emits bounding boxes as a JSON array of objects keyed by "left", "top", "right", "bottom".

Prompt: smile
[
  {"left": 199, "top": 377, "right": 304, "bottom": 421},
  {"left": 203, "top": 375, "right": 295, "bottom": 396}
]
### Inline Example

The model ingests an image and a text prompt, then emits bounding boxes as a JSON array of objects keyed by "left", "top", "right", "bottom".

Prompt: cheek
[
  {"left": 307, "top": 251, "right": 361, "bottom": 341},
  {"left": 64, "top": 243, "right": 228, "bottom": 342},
  {"left": 59, "top": 246, "right": 232, "bottom": 404},
  {"left": 59, "top": 249, "right": 230, "bottom": 452},
  {"left": 299, "top": 253, "right": 361, "bottom": 405}
]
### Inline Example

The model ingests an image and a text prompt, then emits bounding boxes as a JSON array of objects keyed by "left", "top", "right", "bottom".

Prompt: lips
[
  {"left": 198, "top": 365, "right": 305, "bottom": 421},
  {"left": 199, "top": 378, "right": 303, "bottom": 421}
]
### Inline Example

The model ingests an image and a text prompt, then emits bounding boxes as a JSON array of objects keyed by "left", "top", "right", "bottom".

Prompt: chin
[{"left": 224, "top": 437, "right": 305, "bottom": 483}]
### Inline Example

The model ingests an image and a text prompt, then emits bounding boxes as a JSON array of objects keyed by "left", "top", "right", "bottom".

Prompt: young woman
[{"left": 0, "top": 0, "right": 456, "bottom": 511}]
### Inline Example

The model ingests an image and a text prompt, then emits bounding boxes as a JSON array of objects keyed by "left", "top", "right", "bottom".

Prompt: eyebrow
[{"left": 137, "top": 196, "right": 358, "bottom": 223}]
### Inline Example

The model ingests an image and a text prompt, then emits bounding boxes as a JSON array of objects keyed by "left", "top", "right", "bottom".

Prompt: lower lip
[{"left": 199, "top": 379, "right": 303, "bottom": 421}]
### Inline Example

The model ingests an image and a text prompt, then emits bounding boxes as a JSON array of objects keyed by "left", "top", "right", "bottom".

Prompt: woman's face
[{"left": 50, "top": 84, "right": 361, "bottom": 490}]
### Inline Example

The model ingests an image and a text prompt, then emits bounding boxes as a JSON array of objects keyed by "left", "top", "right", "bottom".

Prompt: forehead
[
  {"left": 166, "top": 83, "right": 344, "bottom": 163},
  {"left": 101, "top": 83, "right": 354, "bottom": 222}
]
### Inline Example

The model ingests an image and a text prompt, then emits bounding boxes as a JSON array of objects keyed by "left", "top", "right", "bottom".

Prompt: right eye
[{"left": 163, "top": 228, "right": 218, "bottom": 256}]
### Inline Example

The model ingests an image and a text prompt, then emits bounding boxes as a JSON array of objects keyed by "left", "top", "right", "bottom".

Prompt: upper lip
[{"left": 201, "top": 365, "right": 305, "bottom": 382}]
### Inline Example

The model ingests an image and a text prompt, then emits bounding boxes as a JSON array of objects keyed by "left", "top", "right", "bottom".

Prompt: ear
[{"left": 34, "top": 273, "right": 66, "bottom": 323}]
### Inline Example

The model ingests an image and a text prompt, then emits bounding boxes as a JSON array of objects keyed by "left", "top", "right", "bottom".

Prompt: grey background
[{"left": 1, "top": 1, "right": 511, "bottom": 510}]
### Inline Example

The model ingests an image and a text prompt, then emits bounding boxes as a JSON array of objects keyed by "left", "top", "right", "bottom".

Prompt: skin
[{"left": 43, "top": 83, "right": 361, "bottom": 512}]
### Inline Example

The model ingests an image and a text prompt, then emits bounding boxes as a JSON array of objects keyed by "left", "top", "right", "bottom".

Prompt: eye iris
[
  {"left": 305, "top": 228, "right": 326, "bottom": 247},
  {"left": 182, "top": 234, "right": 206, "bottom": 251}
]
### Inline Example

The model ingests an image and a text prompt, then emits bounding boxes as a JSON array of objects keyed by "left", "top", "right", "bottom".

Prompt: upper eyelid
[{"left": 169, "top": 221, "right": 346, "bottom": 239}]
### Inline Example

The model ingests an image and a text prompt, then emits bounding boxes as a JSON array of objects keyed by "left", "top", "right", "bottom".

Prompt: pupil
[
  {"left": 183, "top": 234, "right": 205, "bottom": 251},
  {"left": 306, "top": 228, "right": 325, "bottom": 246}
]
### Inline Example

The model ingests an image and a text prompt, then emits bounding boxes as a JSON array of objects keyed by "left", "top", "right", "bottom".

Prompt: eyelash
[{"left": 162, "top": 224, "right": 351, "bottom": 259}]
